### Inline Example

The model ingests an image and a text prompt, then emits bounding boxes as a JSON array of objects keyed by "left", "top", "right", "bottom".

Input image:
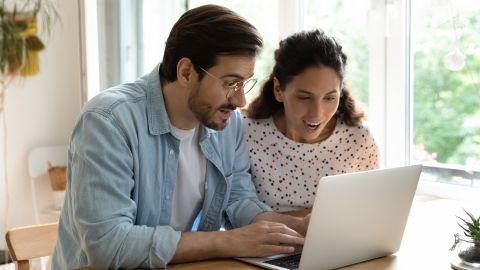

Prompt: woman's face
[{"left": 274, "top": 66, "right": 341, "bottom": 143}]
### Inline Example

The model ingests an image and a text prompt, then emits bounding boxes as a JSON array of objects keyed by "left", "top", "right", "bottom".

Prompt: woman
[{"left": 243, "top": 29, "right": 380, "bottom": 212}]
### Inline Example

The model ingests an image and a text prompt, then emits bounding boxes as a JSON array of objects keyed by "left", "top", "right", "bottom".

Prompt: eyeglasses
[{"left": 198, "top": 66, "right": 257, "bottom": 99}]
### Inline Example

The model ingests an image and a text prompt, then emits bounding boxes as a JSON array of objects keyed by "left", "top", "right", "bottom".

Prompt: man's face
[{"left": 188, "top": 55, "right": 255, "bottom": 130}]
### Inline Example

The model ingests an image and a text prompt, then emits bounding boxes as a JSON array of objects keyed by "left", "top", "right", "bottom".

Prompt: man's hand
[
  {"left": 221, "top": 220, "right": 305, "bottom": 257},
  {"left": 170, "top": 220, "right": 304, "bottom": 263},
  {"left": 253, "top": 210, "right": 311, "bottom": 237}
]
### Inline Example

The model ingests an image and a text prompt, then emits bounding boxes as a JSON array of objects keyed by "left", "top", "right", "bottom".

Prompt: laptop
[{"left": 237, "top": 164, "right": 422, "bottom": 270}]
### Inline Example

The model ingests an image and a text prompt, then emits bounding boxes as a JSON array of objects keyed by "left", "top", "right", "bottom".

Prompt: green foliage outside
[
  {"left": 306, "top": 0, "right": 480, "bottom": 165},
  {"left": 413, "top": 7, "right": 480, "bottom": 164},
  {"left": 312, "top": 0, "right": 480, "bottom": 166}
]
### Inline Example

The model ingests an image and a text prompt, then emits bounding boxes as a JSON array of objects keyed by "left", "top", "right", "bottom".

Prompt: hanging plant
[
  {"left": 2, "top": 11, "right": 45, "bottom": 76},
  {"left": 0, "top": 0, "right": 59, "bottom": 231},
  {"left": 0, "top": 0, "right": 59, "bottom": 108}
]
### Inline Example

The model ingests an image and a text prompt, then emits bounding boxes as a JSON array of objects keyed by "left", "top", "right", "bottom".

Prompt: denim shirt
[{"left": 52, "top": 64, "right": 271, "bottom": 269}]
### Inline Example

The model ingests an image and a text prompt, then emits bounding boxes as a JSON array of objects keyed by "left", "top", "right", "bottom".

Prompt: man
[{"left": 52, "top": 5, "right": 308, "bottom": 269}]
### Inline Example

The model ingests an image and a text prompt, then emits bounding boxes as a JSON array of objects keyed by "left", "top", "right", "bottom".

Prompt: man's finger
[
  {"left": 268, "top": 223, "right": 304, "bottom": 238},
  {"left": 266, "top": 232, "right": 304, "bottom": 246},
  {"left": 258, "top": 244, "right": 297, "bottom": 257}
]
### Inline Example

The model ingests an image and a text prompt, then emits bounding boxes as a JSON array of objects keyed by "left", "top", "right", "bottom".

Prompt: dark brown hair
[
  {"left": 159, "top": 5, "right": 263, "bottom": 83},
  {"left": 247, "top": 29, "right": 364, "bottom": 126}
]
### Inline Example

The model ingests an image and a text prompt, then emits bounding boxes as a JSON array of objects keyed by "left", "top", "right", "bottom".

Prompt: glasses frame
[{"left": 198, "top": 66, "right": 257, "bottom": 99}]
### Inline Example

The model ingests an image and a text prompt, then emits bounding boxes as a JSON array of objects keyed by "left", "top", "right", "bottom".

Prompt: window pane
[
  {"left": 412, "top": 0, "right": 480, "bottom": 187},
  {"left": 95, "top": 0, "right": 185, "bottom": 90},
  {"left": 304, "top": 0, "right": 371, "bottom": 107}
]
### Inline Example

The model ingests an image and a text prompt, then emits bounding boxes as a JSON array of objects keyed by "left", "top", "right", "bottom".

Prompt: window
[
  {"left": 82, "top": 0, "right": 479, "bottom": 199},
  {"left": 411, "top": 0, "right": 480, "bottom": 193},
  {"left": 294, "top": 0, "right": 480, "bottom": 197},
  {"left": 82, "top": 0, "right": 185, "bottom": 96}
]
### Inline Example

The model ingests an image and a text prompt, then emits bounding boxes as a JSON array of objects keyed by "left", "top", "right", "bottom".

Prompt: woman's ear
[
  {"left": 176, "top": 57, "right": 196, "bottom": 86},
  {"left": 273, "top": 77, "right": 284, "bottom": 102}
]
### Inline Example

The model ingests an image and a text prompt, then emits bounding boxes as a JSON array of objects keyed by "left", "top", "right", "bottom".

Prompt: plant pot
[{"left": 451, "top": 234, "right": 480, "bottom": 269}]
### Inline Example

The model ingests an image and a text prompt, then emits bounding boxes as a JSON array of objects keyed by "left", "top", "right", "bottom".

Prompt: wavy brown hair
[{"left": 247, "top": 29, "right": 364, "bottom": 126}]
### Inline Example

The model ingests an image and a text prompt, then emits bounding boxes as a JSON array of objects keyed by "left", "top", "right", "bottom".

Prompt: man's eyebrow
[{"left": 220, "top": 73, "right": 255, "bottom": 80}]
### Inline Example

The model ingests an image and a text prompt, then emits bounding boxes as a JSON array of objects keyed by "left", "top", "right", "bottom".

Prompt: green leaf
[
  {"left": 458, "top": 210, "right": 480, "bottom": 240},
  {"left": 458, "top": 223, "right": 469, "bottom": 233},
  {"left": 465, "top": 210, "right": 477, "bottom": 223}
]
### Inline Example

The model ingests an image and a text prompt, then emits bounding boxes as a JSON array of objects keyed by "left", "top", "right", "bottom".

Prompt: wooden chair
[{"left": 5, "top": 222, "right": 58, "bottom": 270}]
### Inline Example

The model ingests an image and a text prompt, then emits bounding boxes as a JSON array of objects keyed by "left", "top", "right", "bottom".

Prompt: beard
[{"left": 188, "top": 85, "right": 236, "bottom": 130}]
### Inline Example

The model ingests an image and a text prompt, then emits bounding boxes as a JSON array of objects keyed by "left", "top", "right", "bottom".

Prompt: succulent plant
[
  {"left": 457, "top": 209, "right": 480, "bottom": 246},
  {"left": 455, "top": 209, "right": 480, "bottom": 265}
]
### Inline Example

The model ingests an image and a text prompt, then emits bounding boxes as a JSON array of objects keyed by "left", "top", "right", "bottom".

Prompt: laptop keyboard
[{"left": 265, "top": 253, "right": 301, "bottom": 270}]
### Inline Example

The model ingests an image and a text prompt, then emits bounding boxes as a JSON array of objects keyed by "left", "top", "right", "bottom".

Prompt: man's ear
[
  {"left": 273, "top": 77, "right": 284, "bottom": 102},
  {"left": 176, "top": 57, "right": 196, "bottom": 86}
]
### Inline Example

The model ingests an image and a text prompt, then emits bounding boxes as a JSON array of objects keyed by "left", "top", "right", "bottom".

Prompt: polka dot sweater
[{"left": 242, "top": 116, "right": 380, "bottom": 212}]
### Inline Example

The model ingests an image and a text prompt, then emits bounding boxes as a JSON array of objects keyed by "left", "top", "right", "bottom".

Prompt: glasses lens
[
  {"left": 226, "top": 78, "right": 257, "bottom": 98},
  {"left": 243, "top": 78, "right": 257, "bottom": 95}
]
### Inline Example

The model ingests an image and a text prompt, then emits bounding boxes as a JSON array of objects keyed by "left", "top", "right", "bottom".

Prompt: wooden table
[
  {"left": 167, "top": 198, "right": 478, "bottom": 270},
  {"left": 78, "top": 197, "right": 479, "bottom": 269}
]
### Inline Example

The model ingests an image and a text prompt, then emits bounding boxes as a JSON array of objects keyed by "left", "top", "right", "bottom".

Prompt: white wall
[{"left": 0, "top": 0, "right": 82, "bottom": 249}]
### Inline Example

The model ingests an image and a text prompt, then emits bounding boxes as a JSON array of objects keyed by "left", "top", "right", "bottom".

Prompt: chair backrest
[
  {"left": 28, "top": 145, "right": 68, "bottom": 223},
  {"left": 5, "top": 223, "right": 58, "bottom": 270},
  {"left": 28, "top": 146, "right": 68, "bottom": 178}
]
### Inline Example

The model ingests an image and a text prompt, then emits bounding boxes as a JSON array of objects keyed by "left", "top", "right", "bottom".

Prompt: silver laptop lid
[{"left": 299, "top": 164, "right": 422, "bottom": 270}]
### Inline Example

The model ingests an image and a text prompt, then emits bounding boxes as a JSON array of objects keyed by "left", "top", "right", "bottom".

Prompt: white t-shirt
[
  {"left": 170, "top": 125, "right": 206, "bottom": 231},
  {"left": 242, "top": 116, "right": 380, "bottom": 212}
]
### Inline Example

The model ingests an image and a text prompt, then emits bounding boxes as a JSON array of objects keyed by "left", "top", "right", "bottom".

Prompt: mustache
[{"left": 218, "top": 104, "right": 236, "bottom": 111}]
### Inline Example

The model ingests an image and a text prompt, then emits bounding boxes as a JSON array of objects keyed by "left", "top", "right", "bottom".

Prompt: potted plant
[{"left": 451, "top": 209, "right": 480, "bottom": 267}]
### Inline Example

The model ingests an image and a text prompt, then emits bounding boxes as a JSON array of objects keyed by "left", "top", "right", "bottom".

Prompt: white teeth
[{"left": 305, "top": 121, "right": 321, "bottom": 130}]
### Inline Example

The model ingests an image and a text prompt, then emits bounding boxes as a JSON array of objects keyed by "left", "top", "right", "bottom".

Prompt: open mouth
[{"left": 305, "top": 121, "right": 321, "bottom": 130}]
